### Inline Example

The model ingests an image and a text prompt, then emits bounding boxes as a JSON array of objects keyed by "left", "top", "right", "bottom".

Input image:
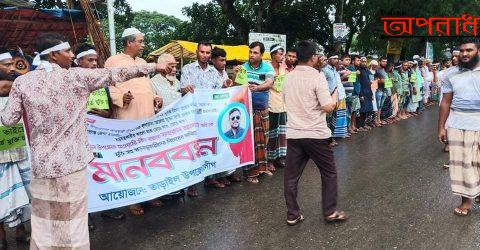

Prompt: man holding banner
[
  {"left": 0, "top": 48, "right": 31, "bottom": 249},
  {"left": 105, "top": 28, "right": 165, "bottom": 215},
  {"left": 74, "top": 44, "right": 126, "bottom": 230},
  {"left": 234, "top": 41, "right": 275, "bottom": 183},
  {"left": 0, "top": 32, "right": 172, "bottom": 250},
  {"left": 267, "top": 44, "right": 287, "bottom": 172}
]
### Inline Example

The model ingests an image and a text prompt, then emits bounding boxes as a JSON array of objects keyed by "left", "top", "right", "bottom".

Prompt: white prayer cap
[
  {"left": 369, "top": 60, "right": 378, "bottom": 66},
  {"left": 121, "top": 27, "right": 143, "bottom": 38},
  {"left": 412, "top": 55, "right": 420, "bottom": 60}
]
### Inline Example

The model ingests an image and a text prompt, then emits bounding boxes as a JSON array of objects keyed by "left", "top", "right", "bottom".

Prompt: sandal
[
  {"left": 261, "top": 170, "right": 274, "bottom": 177},
  {"left": 226, "top": 174, "right": 242, "bottom": 183},
  {"left": 245, "top": 177, "right": 259, "bottom": 183},
  {"left": 204, "top": 179, "right": 226, "bottom": 188},
  {"left": 129, "top": 204, "right": 144, "bottom": 216},
  {"left": 218, "top": 177, "right": 231, "bottom": 186},
  {"left": 453, "top": 207, "right": 470, "bottom": 216},
  {"left": 324, "top": 211, "right": 348, "bottom": 223},
  {"left": 475, "top": 196, "right": 480, "bottom": 204},
  {"left": 187, "top": 186, "right": 199, "bottom": 197},
  {"left": 267, "top": 162, "right": 277, "bottom": 172},
  {"left": 286, "top": 214, "right": 305, "bottom": 226},
  {"left": 148, "top": 199, "right": 164, "bottom": 207}
]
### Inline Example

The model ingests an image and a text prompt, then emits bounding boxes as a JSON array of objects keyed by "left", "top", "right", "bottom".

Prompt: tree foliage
[{"left": 29, "top": 0, "right": 480, "bottom": 61}]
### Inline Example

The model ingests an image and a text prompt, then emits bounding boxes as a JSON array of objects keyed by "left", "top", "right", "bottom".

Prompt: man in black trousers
[{"left": 283, "top": 40, "right": 348, "bottom": 226}]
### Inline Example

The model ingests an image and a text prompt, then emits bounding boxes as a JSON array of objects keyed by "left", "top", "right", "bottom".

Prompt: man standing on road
[
  {"left": 105, "top": 27, "right": 164, "bottom": 216},
  {"left": 1, "top": 32, "right": 171, "bottom": 250},
  {"left": 438, "top": 39, "right": 480, "bottom": 216},
  {"left": 283, "top": 40, "right": 348, "bottom": 226}
]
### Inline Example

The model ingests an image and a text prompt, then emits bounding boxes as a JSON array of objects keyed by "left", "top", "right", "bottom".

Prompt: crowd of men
[{"left": 0, "top": 25, "right": 476, "bottom": 249}]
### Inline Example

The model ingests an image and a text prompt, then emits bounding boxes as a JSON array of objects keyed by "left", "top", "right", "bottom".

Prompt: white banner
[
  {"left": 333, "top": 23, "right": 348, "bottom": 43},
  {"left": 249, "top": 32, "right": 287, "bottom": 52},
  {"left": 86, "top": 87, "right": 254, "bottom": 212}
]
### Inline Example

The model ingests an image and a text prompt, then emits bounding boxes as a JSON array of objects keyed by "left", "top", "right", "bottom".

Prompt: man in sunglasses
[{"left": 224, "top": 108, "right": 245, "bottom": 139}]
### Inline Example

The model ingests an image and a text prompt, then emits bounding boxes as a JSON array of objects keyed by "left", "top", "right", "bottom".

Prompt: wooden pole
[{"left": 79, "top": 0, "right": 110, "bottom": 67}]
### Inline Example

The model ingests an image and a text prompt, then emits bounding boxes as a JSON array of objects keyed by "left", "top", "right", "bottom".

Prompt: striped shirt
[{"left": 242, "top": 61, "right": 274, "bottom": 110}]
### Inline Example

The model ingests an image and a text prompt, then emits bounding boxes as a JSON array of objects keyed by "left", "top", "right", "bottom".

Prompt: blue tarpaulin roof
[{"left": 3, "top": 6, "right": 88, "bottom": 21}]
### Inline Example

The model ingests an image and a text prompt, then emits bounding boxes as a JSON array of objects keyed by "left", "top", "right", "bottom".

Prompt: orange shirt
[{"left": 105, "top": 53, "right": 158, "bottom": 120}]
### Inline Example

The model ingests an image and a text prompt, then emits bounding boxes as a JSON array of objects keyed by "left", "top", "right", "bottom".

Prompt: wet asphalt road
[{"left": 8, "top": 107, "right": 480, "bottom": 249}]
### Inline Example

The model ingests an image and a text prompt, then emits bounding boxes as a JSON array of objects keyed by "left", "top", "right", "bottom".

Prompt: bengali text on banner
[{"left": 86, "top": 86, "right": 254, "bottom": 212}]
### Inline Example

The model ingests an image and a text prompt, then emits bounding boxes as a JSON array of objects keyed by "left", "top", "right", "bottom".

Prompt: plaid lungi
[
  {"left": 243, "top": 109, "right": 269, "bottom": 177},
  {"left": 447, "top": 128, "right": 480, "bottom": 198},
  {"left": 380, "top": 96, "right": 392, "bottom": 120},
  {"left": 267, "top": 112, "right": 287, "bottom": 161},
  {"left": 346, "top": 95, "right": 360, "bottom": 116},
  {"left": 30, "top": 169, "right": 89, "bottom": 250}
]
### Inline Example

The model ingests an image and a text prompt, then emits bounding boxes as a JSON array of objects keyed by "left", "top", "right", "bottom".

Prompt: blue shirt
[
  {"left": 322, "top": 64, "right": 340, "bottom": 93},
  {"left": 242, "top": 61, "right": 275, "bottom": 110},
  {"left": 442, "top": 66, "right": 480, "bottom": 131}
]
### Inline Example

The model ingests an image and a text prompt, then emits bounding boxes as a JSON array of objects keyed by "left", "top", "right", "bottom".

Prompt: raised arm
[{"left": 73, "top": 63, "right": 157, "bottom": 93}]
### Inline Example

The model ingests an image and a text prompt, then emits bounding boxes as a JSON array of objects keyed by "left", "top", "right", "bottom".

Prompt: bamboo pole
[{"left": 79, "top": 0, "right": 110, "bottom": 67}]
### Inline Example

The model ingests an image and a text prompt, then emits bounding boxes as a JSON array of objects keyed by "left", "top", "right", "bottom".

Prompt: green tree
[
  {"left": 174, "top": 2, "right": 241, "bottom": 45},
  {"left": 130, "top": 11, "right": 183, "bottom": 55}
]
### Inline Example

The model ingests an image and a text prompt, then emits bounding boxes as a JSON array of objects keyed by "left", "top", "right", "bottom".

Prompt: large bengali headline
[{"left": 86, "top": 87, "right": 254, "bottom": 212}]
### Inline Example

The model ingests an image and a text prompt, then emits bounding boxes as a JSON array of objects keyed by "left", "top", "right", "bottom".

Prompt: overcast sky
[{"left": 126, "top": 0, "right": 211, "bottom": 20}]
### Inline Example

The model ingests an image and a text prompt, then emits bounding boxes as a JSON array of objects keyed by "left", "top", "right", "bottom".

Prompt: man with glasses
[
  {"left": 225, "top": 108, "right": 245, "bottom": 139},
  {"left": 105, "top": 27, "right": 164, "bottom": 216}
]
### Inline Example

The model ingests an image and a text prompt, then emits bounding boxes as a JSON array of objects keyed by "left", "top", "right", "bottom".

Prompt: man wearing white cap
[
  {"left": 105, "top": 28, "right": 165, "bottom": 215},
  {"left": 1, "top": 32, "right": 172, "bottom": 249},
  {"left": 74, "top": 43, "right": 128, "bottom": 231},
  {"left": 0, "top": 48, "right": 31, "bottom": 249}
]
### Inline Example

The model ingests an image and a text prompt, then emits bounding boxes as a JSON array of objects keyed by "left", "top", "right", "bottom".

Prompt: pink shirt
[
  {"left": 1, "top": 63, "right": 155, "bottom": 178},
  {"left": 105, "top": 53, "right": 158, "bottom": 120},
  {"left": 283, "top": 65, "right": 333, "bottom": 139}
]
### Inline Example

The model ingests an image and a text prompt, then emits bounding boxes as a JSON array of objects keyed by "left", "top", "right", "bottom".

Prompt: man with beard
[
  {"left": 357, "top": 57, "right": 374, "bottom": 130},
  {"left": 346, "top": 55, "right": 362, "bottom": 133},
  {"left": 0, "top": 48, "right": 31, "bottom": 249},
  {"left": 438, "top": 39, "right": 480, "bottom": 217},
  {"left": 284, "top": 48, "right": 297, "bottom": 72},
  {"left": 1, "top": 32, "right": 172, "bottom": 250},
  {"left": 150, "top": 53, "right": 181, "bottom": 109},
  {"left": 105, "top": 28, "right": 164, "bottom": 215}
]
